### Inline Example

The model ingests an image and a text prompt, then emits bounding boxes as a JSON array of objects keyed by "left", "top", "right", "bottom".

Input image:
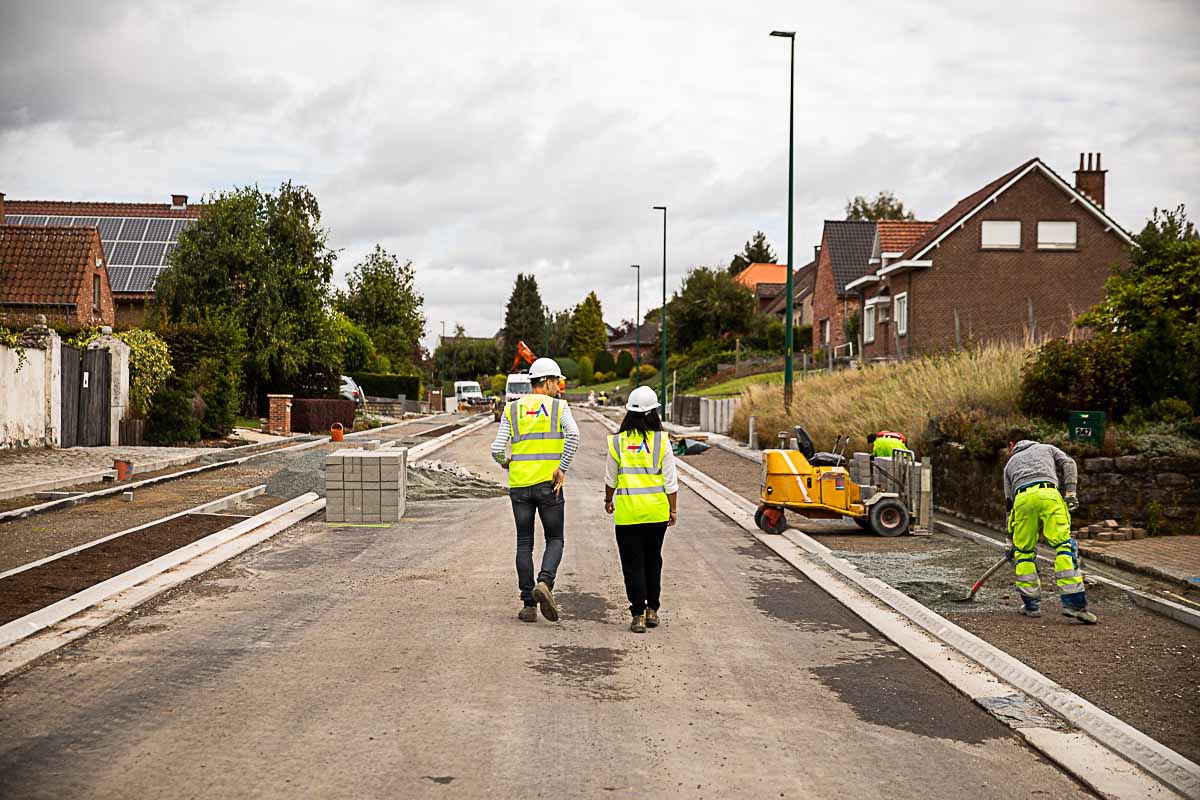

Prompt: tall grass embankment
[{"left": 730, "top": 344, "right": 1028, "bottom": 454}]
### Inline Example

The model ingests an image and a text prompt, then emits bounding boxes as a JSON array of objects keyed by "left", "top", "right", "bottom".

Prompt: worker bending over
[
  {"left": 867, "top": 430, "right": 907, "bottom": 458},
  {"left": 1003, "top": 428, "right": 1097, "bottom": 624},
  {"left": 491, "top": 358, "right": 580, "bottom": 623}
]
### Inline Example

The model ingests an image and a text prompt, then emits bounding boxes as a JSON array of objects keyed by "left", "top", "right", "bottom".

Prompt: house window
[
  {"left": 819, "top": 318, "right": 830, "bottom": 345},
  {"left": 894, "top": 293, "right": 908, "bottom": 337},
  {"left": 863, "top": 305, "right": 876, "bottom": 344},
  {"left": 1037, "top": 221, "right": 1077, "bottom": 250},
  {"left": 93, "top": 274, "right": 101, "bottom": 311},
  {"left": 981, "top": 220, "right": 1021, "bottom": 249}
]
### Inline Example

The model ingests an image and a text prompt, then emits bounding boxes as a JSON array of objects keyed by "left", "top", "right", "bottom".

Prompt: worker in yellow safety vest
[
  {"left": 867, "top": 430, "right": 908, "bottom": 458},
  {"left": 604, "top": 386, "right": 678, "bottom": 633},
  {"left": 490, "top": 358, "right": 580, "bottom": 623}
]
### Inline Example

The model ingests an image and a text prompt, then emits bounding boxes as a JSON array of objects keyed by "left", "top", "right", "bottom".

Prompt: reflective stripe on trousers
[{"left": 1008, "top": 484, "right": 1087, "bottom": 606}]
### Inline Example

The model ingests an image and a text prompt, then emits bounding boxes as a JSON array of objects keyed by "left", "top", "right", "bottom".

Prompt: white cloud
[{"left": 2, "top": 0, "right": 1197, "bottom": 348}]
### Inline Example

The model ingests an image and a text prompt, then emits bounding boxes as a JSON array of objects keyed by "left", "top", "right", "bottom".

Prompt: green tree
[
  {"left": 502, "top": 274, "right": 546, "bottom": 367},
  {"left": 729, "top": 230, "right": 778, "bottom": 274},
  {"left": 666, "top": 267, "right": 756, "bottom": 351},
  {"left": 331, "top": 312, "right": 377, "bottom": 373},
  {"left": 569, "top": 291, "right": 608, "bottom": 360},
  {"left": 845, "top": 191, "right": 916, "bottom": 221},
  {"left": 152, "top": 181, "right": 340, "bottom": 410},
  {"left": 543, "top": 306, "right": 574, "bottom": 357},
  {"left": 616, "top": 349, "right": 636, "bottom": 378},
  {"left": 593, "top": 349, "right": 615, "bottom": 374},
  {"left": 336, "top": 245, "right": 426, "bottom": 372},
  {"left": 434, "top": 326, "right": 501, "bottom": 381},
  {"left": 577, "top": 355, "right": 594, "bottom": 386}
]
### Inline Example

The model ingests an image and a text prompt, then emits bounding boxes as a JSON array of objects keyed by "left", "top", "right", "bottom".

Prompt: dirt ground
[{"left": 683, "top": 445, "right": 1200, "bottom": 764}]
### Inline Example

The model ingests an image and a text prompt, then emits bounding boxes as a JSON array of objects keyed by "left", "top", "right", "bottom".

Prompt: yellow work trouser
[{"left": 1008, "top": 485, "right": 1086, "bottom": 609}]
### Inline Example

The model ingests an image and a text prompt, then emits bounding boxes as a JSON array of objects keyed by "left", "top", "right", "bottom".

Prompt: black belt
[{"left": 1016, "top": 481, "right": 1055, "bottom": 495}]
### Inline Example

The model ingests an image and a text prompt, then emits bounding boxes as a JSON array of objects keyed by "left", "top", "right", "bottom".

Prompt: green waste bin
[{"left": 1068, "top": 411, "right": 1106, "bottom": 447}]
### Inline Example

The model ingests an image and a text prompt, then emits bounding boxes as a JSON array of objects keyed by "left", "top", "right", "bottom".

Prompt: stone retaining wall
[{"left": 930, "top": 441, "right": 1200, "bottom": 535}]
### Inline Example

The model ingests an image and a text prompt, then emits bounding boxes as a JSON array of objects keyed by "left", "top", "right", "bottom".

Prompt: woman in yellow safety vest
[{"left": 603, "top": 386, "right": 678, "bottom": 633}]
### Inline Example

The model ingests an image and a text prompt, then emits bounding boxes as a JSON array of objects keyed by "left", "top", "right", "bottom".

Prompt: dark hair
[
  {"left": 1008, "top": 427, "right": 1030, "bottom": 445},
  {"left": 866, "top": 432, "right": 877, "bottom": 445},
  {"left": 619, "top": 409, "right": 663, "bottom": 439},
  {"left": 531, "top": 376, "right": 554, "bottom": 388}
]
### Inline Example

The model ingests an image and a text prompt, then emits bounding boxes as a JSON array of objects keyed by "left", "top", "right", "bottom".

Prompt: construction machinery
[{"left": 755, "top": 426, "right": 916, "bottom": 537}]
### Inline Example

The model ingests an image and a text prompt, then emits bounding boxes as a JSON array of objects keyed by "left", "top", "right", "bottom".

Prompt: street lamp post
[
  {"left": 770, "top": 29, "right": 796, "bottom": 410},
  {"left": 652, "top": 206, "right": 667, "bottom": 416},
  {"left": 630, "top": 264, "right": 641, "bottom": 387}
]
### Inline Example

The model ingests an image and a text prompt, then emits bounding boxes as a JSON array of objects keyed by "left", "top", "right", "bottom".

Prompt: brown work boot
[
  {"left": 533, "top": 581, "right": 559, "bottom": 622},
  {"left": 630, "top": 614, "right": 647, "bottom": 633},
  {"left": 645, "top": 609, "right": 660, "bottom": 628},
  {"left": 518, "top": 605, "right": 537, "bottom": 623}
]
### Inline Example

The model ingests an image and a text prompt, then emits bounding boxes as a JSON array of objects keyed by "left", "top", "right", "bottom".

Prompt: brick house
[
  {"left": 809, "top": 220, "right": 877, "bottom": 352},
  {"left": 0, "top": 220, "right": 115, "bottom": 328},
  {"left": 606, "top": 320, "right": 660, "bottom": 361},
  {"left": 3, "top": 193, "right": 200, "bottom": 327},
  {"left": 844, "top": 154, "right": 1132, "bottom": 359},
  {"left": 761, "top": 258, "right": 816, "bottom": 327}
]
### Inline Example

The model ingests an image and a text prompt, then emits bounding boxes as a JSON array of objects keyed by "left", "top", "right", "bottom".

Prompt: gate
[{"left": 59, "top": 346, "right": 112, "bottom": 447}]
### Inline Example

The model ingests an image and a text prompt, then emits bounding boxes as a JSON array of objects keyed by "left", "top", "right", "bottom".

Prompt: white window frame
[
  {"left": 1037, "top": 220, "right": 1077, "bottom": 250},
  {"left": 981, "top": 220, "right": 1021, "bottom": 250},
  {"left": 863, "top": 304, "right": 876, "bottom": 344},
  {"left": 819, "top": 318, "right": 830, "bottom": 345},
  {"left": 894, "top": 293, "right": 908, "bottom": 337}
]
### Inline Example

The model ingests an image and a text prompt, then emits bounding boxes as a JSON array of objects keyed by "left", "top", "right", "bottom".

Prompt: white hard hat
[
  {"left": 626, "top": 385, "right": 660, "bottom": 413},
  {"left": 528, "top": 357, "right": 564, "bottom": 381}
]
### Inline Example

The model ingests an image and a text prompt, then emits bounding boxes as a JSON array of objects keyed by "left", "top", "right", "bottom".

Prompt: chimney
[
  {"left": 0, "top": 191, "right": 5, "bottom": 225},
  {"left": 1073, "top": 152, "right": 1107, "bottom": 209},
  {"left": 170, "top": 193, "right": 188, "bottom": 209}
]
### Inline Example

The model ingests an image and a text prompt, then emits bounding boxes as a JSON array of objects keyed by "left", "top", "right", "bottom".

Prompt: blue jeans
[{"left": 510, "top": 481, "right": 565, "bottom": 604}]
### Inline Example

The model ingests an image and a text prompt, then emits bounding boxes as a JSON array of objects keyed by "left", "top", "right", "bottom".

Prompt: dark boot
[
  {"left": 630, "top": 614, "right": 646, "bottom": 633},
  {"left": 518, "top": 605, "right": 537, "bottom": 623},
  {"left": 645, "top": 609, "right": 660, "bottom": 628}
]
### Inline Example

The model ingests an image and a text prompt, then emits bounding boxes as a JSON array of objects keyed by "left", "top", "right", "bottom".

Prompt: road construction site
[{"left": 0, "top": 410, "right": 1197, "bottom": 798}]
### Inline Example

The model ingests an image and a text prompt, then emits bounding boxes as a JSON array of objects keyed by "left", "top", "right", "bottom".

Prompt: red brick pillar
[{"left": 267, "top": 394, "right": 292, "bottom": 435}]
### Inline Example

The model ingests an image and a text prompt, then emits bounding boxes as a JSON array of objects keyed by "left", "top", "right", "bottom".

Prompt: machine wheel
[
  {"left": 755, "top": 505, "right": 789, "bottom": 535},
  {"left": 868, "top": 499, "right": 911, "bottom": 537}
]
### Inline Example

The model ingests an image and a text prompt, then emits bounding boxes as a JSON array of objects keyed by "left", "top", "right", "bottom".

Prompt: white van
[
  {"left": 453, "top": 381, "right": 486, "bottom": 411},
  {"left": 493, "top": 373, "right": 533, "bottom": 421}
]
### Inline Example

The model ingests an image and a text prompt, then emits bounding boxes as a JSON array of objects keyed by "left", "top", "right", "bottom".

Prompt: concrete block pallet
[{"left": 324, "top": 448, "right": 407, "bottom": 523}]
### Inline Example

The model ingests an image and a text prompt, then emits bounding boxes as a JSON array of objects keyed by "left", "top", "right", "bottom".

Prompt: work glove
[
  {"left": 1004, "top": 545, "right": 1015, "bottom": 563},
  {"left": 1064, "top": 492, "right": 1079, "bottom": 513}
]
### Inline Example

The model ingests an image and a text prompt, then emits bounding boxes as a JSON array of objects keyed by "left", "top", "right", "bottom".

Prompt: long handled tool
[{"left": 955, "top": 555, "right": 1009, "bottom": 602}]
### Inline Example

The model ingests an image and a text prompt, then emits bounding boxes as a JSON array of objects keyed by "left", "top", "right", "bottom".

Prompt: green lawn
[
  {"left": 693, "top": 371, "right": 783, "bottom": 397},
  {"left": 235, "top": 416, "right": 263, "bottom": 430}
]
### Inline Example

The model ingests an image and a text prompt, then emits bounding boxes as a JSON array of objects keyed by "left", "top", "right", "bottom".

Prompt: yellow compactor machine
[{"left": 754, "top": 426, "right": 914, "bottom": 537}]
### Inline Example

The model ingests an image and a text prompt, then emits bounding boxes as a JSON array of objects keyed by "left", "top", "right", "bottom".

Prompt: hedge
[
  {"left": 291, "top": 398, "right": 356, "bottom": 433},
  {"left": 349, "top": 372, "right": 420, "bottom": 399},
  {"left": 157, "top": 318, "right": 244, "bottom": 438}
]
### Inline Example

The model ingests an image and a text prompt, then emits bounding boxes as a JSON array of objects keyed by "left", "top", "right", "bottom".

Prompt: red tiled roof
[
  {"left": 0, "top": 225, "right": 105, "bottom": 307},
  {"left": 734, "top": 263, "right": 789, "bottom": 289},
  {"left": 878, "top": 220, "right": 936, "bottom": 254},
  {"left": 6, "top": 200, "right": 201, "bottom": 219},
  {"left": 897, "top": 158, "right": 1038, "bottom": 261}
]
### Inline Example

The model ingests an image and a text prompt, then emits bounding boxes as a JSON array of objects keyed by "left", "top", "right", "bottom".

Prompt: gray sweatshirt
[{"left": 1003, "top": 440, "right": 1078, "bottom": 501}]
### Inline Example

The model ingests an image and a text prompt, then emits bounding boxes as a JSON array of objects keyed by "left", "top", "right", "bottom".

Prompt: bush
[
  {"left": 615, "top": 350, "right": 635, "bottom": 377},
  {"left": 593, "top": 350, "right": 615, "bottom": 374},
  {"left": 557, "top": 357, "right": 580, "bottom": 381},
  {"left": 604, "top": 371, "right": 617, "bottom": 382},
  {"left": 70, "top": 327, "right": 174, "bottom": 419},
  {"left": 490, "top": 373, "right": 506, "bottom": 396},
  {"left": 631, "top": 364, "right": 657, "bottom": 381},
  {"left": 146, "top": 380, "right": 202, "bottom": 445},
  {"left": 794, "top": 324, "right": 813, "bottom": 352},
  {"left": 592, "top": 371, "right": 606, "bottom": 383},
  {"left": 672, "top": 350, "right": 735, "bottom": 390},
  {"left": 291, "top": 398, "right": 356, "bottom": 433},
  {"left": 577, "top": 355, "right": 594, "bottom": 385},
  {"left": 746, "top": 316, "right": 785, "bottom": 352},
  {"left": 1018, "top": 335, "right": 1135, "bottom": 421},
  {"left": 157, "top": 318, "right": 244, "bottom": 438},
  {"left": 349, "top": 372, "right": 421, "bottom": 399}
]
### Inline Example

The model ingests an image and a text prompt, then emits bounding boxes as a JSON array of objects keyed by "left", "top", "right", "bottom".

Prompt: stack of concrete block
[
  {"left": 324, "top": 448, "right": 407, "bottom": 523},
  {"left": 1076, "top": 519, "right": 1147, "bottom": 542}
]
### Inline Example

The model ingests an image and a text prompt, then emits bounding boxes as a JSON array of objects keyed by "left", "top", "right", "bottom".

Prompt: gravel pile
[{"left": 407, "top": 460, "right": 508, "bottom": 501}]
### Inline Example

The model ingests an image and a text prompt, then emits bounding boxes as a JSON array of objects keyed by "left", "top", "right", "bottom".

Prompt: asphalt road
[{"left": 0, "top": 415, "right": 1093, "bottom": 799}]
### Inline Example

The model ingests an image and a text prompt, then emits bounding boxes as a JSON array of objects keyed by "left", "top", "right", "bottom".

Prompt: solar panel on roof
[
  {"left": 110, "top": 241, "right": 140, "bottom": 264},
  {"left": 143, "top": 219, "right": 172, "bottom": 241},
  {"left": 163, "top": 242, "right": 178, "bottom": 264},
  {"left": 118, "top": 218, "right": 148, "bottom": 240},
  {"left": 101, "top": 241, "right": 116, "bottom": 259},
  {"left": 46, "top": 216, "right": 74, "bottom": 226},
  {"left": 4, "top": 215, "right": 23, "bottom": 225},
  {"left": 169, "top": 219, "right": 193, "bottom": 241},
  {"left": 136, "top": 242, "right": 165, "bottom": 265},
  {"left": 127, "top": 266, "right": 163, "bottom": 293},
  {"left": 97, "top": 218, "right": 123, "bottom": 239},
  {"left": 72, "top": 217, "right": 100, "bottom": 228},
  {"left": 108, "top": 266, "right": 132, "bottom": 293},
  {"left": 24, "top": 216, "right": 48, "bottom": 226}
]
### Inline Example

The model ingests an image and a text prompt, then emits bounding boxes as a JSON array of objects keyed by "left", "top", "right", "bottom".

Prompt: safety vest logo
[
  {"left": 524, "top": 404, "right": 549, "bottom": 418},
  {"left": 626, "top": 439, "right": 650, "bottom": 454}
]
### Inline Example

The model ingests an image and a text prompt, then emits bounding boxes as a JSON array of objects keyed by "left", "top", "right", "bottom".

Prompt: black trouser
[
  {"left": 510, "top": 481, "right": 565, "bottom": 605},
  {"left": 614, "top": 522, "right": 668, "bottom": 616}
]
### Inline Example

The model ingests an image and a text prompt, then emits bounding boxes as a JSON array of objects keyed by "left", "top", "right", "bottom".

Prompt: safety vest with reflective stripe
[
  {"left": 507, "top": 395, "right": 566, "bottom": 488},
  {"left": 609, "top": 430, "right": 669, "bottom": 525}
]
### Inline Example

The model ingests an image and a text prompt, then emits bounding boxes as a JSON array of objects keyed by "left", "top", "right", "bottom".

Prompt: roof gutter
[
  {"left": 843, "top": 274, "right": 879, "bottom": 293},
  {"left": 878, "top": 259, "right": 932, "bottom": 278}
]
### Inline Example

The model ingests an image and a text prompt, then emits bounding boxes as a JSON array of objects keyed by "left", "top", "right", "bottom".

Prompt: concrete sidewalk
[
  {"left": 0, "top": 415, "right": 1093, "bottom": 799},
  {"left": 1080, "top": 535, "right": 1200, "bottom": 589},
  {"left": 0, "top": 445, "right": 221, "bottom": 501}
]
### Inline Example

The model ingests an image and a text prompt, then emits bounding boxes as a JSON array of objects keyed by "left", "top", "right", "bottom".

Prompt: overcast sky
[{"left": 2, "top": 0, "right": 1197, "bottom": 347}]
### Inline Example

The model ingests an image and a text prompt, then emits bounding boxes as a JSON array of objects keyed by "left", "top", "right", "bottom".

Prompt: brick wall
[
  {"left": 902, "top": 169, "right": 1129, "bottom": 355},
  {"left": 809, "top": 236, "right": 849, "bottom": 351},
  {"left": 267, "top": 394, "right": 292, "bottom": 435},
  {"left": 74, "top": 238, "right": 115, "bottom": 328}
]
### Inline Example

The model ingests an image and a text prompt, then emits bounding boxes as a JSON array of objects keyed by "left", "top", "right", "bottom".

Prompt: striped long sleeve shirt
[{"left": 491, "top": 399, "right": 580, "bottom": 473}]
